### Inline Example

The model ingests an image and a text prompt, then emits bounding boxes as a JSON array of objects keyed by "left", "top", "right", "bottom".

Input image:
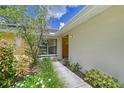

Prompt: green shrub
[
  {"left": 13, "top": 59, "right": 64, "bottom": 88},
  {"left": 62, "top": 58, "right": 70, "bottom": 66},
  {"left": 84, "top": 69, "right": 122, "bottom": 88},
  {"left": 0, "top": 39, "right": 16, "bottom": 87},
  {"left": 70, "top": 62, "right": 82, "bottom": 72}
]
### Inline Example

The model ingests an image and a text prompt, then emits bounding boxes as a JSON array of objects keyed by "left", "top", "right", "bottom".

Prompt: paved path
[{"left": 52, "top": 61, "right": 92, "bottom": 88}]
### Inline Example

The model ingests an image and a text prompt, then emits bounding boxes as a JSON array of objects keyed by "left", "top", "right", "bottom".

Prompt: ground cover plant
[
  {"left": 62, "top": 58, "right": 70, "bottom": 66},
  {"left": 84, "top": 69, "right": 123, "bottom": 88},
  {"left": 13, "top": 59, "right": 64, "bottom": 88},
  {"left": 62, "top": 60, "right": 84, "bottom": 79},
  {"left": 70, "top": 62, "right": 82, "bottom": 72}
]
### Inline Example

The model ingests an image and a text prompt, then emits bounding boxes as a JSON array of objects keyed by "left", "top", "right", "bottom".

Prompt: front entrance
[{"left": 62, "top": 35, "right": 69, "bottom": 59}]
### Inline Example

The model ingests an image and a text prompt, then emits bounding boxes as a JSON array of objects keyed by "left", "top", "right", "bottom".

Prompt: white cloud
[
  {"left": 47, "top": 5, "right": 80, "bottom": 20},
  {"left": 59, "top": 22, "right": 65, "bottom": 30},
  {"left": 47, "top": 5, "right": 67, "bottom": 19}
]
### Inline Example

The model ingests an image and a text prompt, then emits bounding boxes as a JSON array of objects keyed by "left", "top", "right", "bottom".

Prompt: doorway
[{"left": 62, "top": 35, "right": 69, "bottom": 59}]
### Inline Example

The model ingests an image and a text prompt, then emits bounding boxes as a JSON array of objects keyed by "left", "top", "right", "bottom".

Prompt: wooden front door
[{"left": 62, "top": 35, "right": 69, "bottom": 59}]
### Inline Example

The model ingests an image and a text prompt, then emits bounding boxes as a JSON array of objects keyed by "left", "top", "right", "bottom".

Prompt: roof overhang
[{"left": 55, "top": 5, "right": 112, "bottom": 37}]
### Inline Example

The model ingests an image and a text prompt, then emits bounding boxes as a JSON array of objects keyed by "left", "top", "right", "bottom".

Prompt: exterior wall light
[{"left": 69, "top": 35, "right": 73, "bottom": 38}]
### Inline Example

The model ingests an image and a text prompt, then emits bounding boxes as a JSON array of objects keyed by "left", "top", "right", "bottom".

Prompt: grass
[{"left": 13, "top": 59, "right": 64, "bottom": 88}]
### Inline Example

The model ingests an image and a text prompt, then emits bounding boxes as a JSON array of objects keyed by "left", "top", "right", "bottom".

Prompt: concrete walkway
[{"left": 52, "top": 61, "right": 92, "bottom": 88}]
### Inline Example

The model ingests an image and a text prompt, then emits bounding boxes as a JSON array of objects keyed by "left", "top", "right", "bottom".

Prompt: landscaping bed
[
  {"left": 13, "top": 59, "right": 64, "bottom": 88},
  {"left": 0, "top": 39, "right": 64, "bottom": 88},
  {"left": 0, "top": 6, "right": 64, "bottom": 88},
  {"left": 61, "top": 59, "right": 123, "bottom": 88}
]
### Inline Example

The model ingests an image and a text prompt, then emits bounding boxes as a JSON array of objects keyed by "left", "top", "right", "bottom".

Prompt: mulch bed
[
  {"left": 63, "top": 64, "right": 93, "bottom": 87},
  {"left": 66, "top": 65, "right": 85, "bottom": 79}
]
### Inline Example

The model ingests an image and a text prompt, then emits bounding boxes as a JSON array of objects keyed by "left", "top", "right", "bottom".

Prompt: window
[
  {"left": 48, "top": 39, "right": 57, "bottom": 54},
  {"left": 39, "top": 39, "right": 57, "bottom": 55}
]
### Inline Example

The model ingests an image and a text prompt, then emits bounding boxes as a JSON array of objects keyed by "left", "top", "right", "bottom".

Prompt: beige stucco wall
[{"left": 57, "top": 6, "right": 124, "bottom": 82}]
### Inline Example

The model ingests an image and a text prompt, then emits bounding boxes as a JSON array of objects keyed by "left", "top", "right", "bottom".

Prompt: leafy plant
[
  {"left": 70, "top": 62, "right": 82, "bottom": 72},
  {"left": 57, "top": 58, "right": 61, "bottom": 61},
  {"left": 13, "top": 59, "right": 64, "bottom": 88},
  {"left": 84, "top": 69, "right": 122, "bottom": 88},
  {"left": 15, "top": 55, "right": 33, "bottom": 76},
  {"left": 0, "top": 39, "right": 16, "bottom": 87},
  {"left": 62, "top": 58, "right": 70, "bottom": 66}
]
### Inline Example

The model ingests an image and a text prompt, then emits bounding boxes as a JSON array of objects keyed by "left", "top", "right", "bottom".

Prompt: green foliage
[
  {"left": 0, "top": 39, "right": 16, "bottom": 87},
  {"left": 13, "top": 59, "right": 64, "bottom": 88},
  {"left": 0, "top": 6, "right": 26, "bottom": 21},
  {"left": 84, "top": 69, "right": 122, "bottom": 88},
  {"left": 0, "top": 6, "right": 49, "bottom": 63},
  {"left": 62, "top": 58, "right": 70, "bottom": 66},
  {"left": 17, "top": 6, "right": 48, "bottom": 63},
  {"left": 22, "top": 30, "right": 40, "bottom": 62},
  {"left": 70, "top": 62, "right": 82, "bottom": 72}
]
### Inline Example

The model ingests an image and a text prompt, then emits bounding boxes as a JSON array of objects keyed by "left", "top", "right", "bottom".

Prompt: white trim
[{"left": 55, "top": 5, "right": 112, "bottom": 37}]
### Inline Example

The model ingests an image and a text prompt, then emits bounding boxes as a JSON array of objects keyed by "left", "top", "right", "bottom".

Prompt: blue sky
[
  {"left": 0, "top": 5, "right": 85, "bottom": 30},
  {"left": 48, "top": 5, "right": 85, "bottom": 30},
  {"left": 25, "top": 5, "right": 86, "bottom": 30}
]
